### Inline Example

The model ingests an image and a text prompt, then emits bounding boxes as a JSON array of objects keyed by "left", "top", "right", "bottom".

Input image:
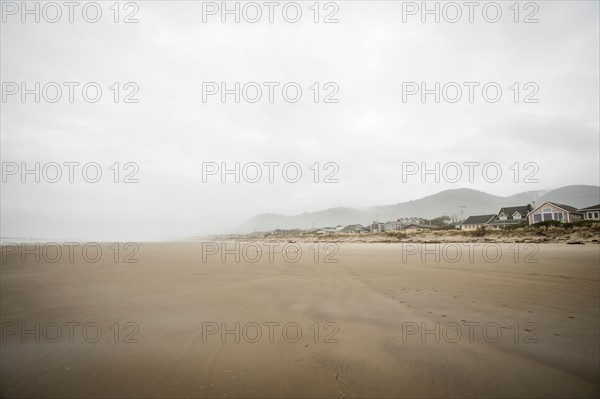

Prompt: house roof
[
  {"left": 529, "top": 201, "right": 582, "bottom": 214},
  {"left": 498, "top": 205, "right": 532, "bottom": 218},
  {"left": 462, "top": 214, "right": 496, "bottom": 224},
  {"left": 402, "top": 223, "right": 435, "bottom": 229},
  {"left": 578, "top": 204, "right": 600, "bottom": 211},
  {"left": 546, "top": 202, "right": 580, "bottom": 213},
  {"left": 316, "top": 227, "right": 337, "bottom": 233},
  {"left": 343, "top": 224, "right": 363, "bottom": 229},
  {"left": 340, "top": 224, "right": 365, "bottom": 232}
]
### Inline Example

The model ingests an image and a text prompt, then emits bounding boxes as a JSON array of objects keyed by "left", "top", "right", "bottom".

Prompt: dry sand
[{"left": 1, "top": 242, "right": 599, "bottom": 398}]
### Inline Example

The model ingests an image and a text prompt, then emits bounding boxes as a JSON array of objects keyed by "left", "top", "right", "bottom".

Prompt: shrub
[
  {"left": 531, "top": 220, "right": 562, "bottom": 229},
  {"left": 573, "top": 220, "right": 600, "bottom": 228},
  {"left": 436, "top": 224, "right": 458, "bottom": 230},
  {"left": 471, "top": 226, "right": 487, "bottom": 237},
  {"left": 505, "top": 222, "right": 528, "bottom": 230},
  {"left": 385, "top": 231, "right": 407, "bottom": 239}
]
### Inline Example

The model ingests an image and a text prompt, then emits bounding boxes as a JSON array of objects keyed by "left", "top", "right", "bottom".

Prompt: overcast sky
[{"left": 1, "top": 0, "right": 599, "bottom": 240}]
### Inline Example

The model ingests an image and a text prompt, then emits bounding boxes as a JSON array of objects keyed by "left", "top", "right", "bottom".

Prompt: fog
[{"left": 1, "top": 1, "right": 598, "bottom": 240}]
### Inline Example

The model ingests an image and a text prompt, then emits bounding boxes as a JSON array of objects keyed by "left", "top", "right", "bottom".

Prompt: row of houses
[
  {"left": 267, "top": 202, "right": 599, "bottom": 236},
  {"left": 461, "top": 202, "right": 600, "bottom": 231},
  {"left": 367, "top": 220, "right": 438, "bottom": 233},
  {"left": 313, "top": 219, "right": 439, "bottom": 235}
]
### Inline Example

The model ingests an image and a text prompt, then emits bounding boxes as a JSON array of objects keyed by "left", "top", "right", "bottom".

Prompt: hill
[{"left": 236, "top": 185, "right": 600, "bottom": 233}]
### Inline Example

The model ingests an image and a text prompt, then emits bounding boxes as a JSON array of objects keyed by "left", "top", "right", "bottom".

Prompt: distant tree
[{"left": 430, "top": 215, "right": 451, "bottom": 227}]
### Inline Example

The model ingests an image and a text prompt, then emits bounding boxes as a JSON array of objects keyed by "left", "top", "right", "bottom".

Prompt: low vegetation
[{"left": 211, "top": 222, "right": 600, "bottom": 244}]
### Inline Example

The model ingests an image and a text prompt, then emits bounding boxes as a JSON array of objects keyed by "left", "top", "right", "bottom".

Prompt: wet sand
[{"left": 1, "top": 242, "right": 599, "bottom": 398}]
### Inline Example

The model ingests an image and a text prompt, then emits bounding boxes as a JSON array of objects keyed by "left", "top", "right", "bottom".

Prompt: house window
[
  {"left": 513, "top": 213, "right": 521, "bottom": 219},
  {"left": 533, "top": 214, "right": 542, "bottom": 223},
  {"left": 499, "top": 214, "right": 507, "bottom": 220},
  {"left": 542, "top": 208, "right": 552, "bottom": 213},
  {"left": 543, "top": 213, "right": 553, "bottom": 221},
  {"left": 595, "top": 212, "right": 599, "bottom": 219},
  {"left": 553, "top": 212, "right": 563, "bottom": 221},
  {"left": 588, "top": 212, "right": 593, "bottom": 219}
]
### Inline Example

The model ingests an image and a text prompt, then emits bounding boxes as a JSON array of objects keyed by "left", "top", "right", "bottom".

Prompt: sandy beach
[{"left": 1, "top": 242, "right": 599, "bottom": 398}]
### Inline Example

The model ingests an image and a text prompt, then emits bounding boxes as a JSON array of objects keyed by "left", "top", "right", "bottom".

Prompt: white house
[
  {"left": 340, "top": 224, "right": 367, "bottom": 234},
  {"left": 370, "top": 221, "right": 385, "bottom": 233},
  {"left": 577, "top": 204, "right": 600, "bottom": 221},
  {"left": 317, "top": 227, "right": 337, "bottom": 234},
  {"left": 460, "top": 215, "right": 497, "bottom": 231},
  {"left": 384, "top": 221, "right": 401, "bottom": 231}
]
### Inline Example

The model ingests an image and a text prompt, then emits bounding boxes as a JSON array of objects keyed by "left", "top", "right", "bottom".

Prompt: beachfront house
[
  {"left": 383, "top": 218, "right": 430, "bottom": 231},
  {"left": 460, "top": 215, "right": 497, "bottom": 231},
  {"left": 340, "top": 224, "right": 367, "bottom": 234},
  {"left": 397, "top": 217, "right": 424, "bottom": 225},
  {"left": 498, "top": 205, "right": 531, "bottom": 221},
  {"left": 577, "top": 204, "right": 600, "bottom": 221},
  {"left": 317, "top": 227, "right": 337, "bottom": 234},
  {"left": 272, "top": 228, "right": 303, "bottom": 235},
  {"left": 527, "top": 202, "right": 583, "bottom": 224},
  {"left": 384, "top": 221, "right": 402, "bottom": 231},
  {"left": 488, "top": 205, "right": 532, "bottom": 228},
  {"left": 370, "top": 221, "right": 385, "bottom": 233}
]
